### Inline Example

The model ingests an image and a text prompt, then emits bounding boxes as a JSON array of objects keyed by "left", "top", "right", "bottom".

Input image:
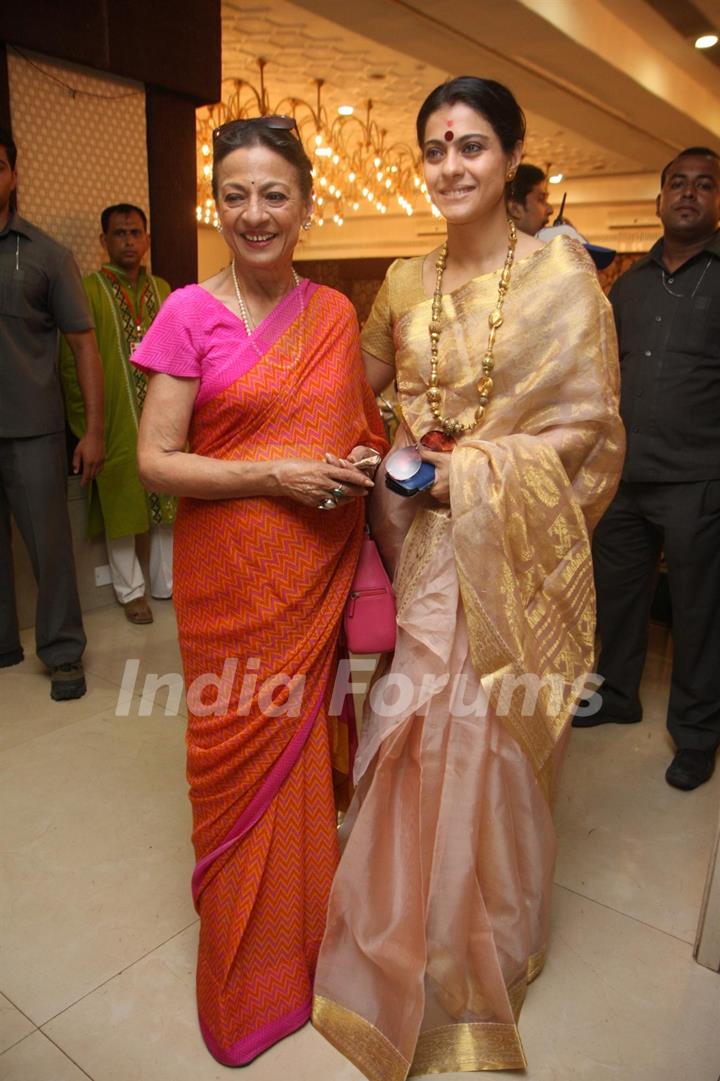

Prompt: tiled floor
[{"left": 1, "top": 605, "right": 719, "bottom": 1081}]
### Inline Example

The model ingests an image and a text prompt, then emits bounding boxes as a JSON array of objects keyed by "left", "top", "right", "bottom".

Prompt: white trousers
[{"left": 106, "top": 524, "right": 173, "bottom": 604}]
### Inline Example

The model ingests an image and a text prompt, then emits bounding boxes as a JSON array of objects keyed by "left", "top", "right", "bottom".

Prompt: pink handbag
[{"left": 344, "top": 527, "right": 397, "bottom": 653}]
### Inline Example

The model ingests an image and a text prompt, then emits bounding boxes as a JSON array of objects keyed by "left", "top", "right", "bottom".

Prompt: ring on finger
[
  {"left": 318, "top": 496, "right": 336, "bottom": 510},
  {"left": 331, "top": 485, "right": 345, "bottom": 499}
]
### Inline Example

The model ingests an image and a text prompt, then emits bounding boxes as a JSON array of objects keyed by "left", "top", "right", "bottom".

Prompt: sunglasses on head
[{"left": 213, "top": 115, "right": 299, "bottom": 145}]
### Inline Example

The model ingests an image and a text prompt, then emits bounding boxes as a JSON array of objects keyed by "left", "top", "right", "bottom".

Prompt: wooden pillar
[{"left": 145, "top": 87, "right": 198, "bottom": 288}]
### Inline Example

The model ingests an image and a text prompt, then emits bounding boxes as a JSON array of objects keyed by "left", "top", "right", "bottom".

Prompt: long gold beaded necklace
[
  {"left": 231, "top": 260, "right": 300, "bottom": 334},
  {"left": 426, "top": 218, "right": 517, "bottom": 437}
]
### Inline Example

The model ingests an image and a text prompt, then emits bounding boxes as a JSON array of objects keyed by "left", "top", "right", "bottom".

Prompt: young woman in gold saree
[{"left": 312, "top": 77, "right": 625, "bottom": 1078}]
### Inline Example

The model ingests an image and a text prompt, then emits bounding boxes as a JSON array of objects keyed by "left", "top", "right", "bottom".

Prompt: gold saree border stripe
[
  {"left": 394, "top": 506, "right": 451, "bottom": 617},
  {"left": 409, "top": 1021, "right": 527, "bottom": 1075},
  {"left": 507, "top": 977, "right": 527, "bottom": 1021},
  {"left": 527, "top": 947, "right": 546, "bottom": 985},
  {"left": 457, "top": 558, "right": 555, "bottom": 789},
  {"left": 312, "top": 995, "right": 410, "bottom": 1081},
  {"left": 453, "top": 429, "right": 599, "bottom": 795},
  {"left": 507, "top": 947, "right": 547, "bottom": 1019},
  {"left": 313, "top": 951, "right": 546, "bottom": 1079},
  {"left": 460, "top": 564, "right": 582, "bottom": 798}
]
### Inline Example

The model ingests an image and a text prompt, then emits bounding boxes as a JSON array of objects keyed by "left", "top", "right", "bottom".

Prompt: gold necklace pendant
[{"left": 426, "top": 219, "right": 517, "bottom": 436}]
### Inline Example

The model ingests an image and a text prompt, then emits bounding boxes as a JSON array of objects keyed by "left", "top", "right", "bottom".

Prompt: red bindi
[{"left": 444, "top": 130, "right": 454, "bottom": 142}]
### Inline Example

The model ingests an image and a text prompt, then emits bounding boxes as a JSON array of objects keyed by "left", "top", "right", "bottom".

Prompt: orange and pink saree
[
  {"left": 313, "top": 237, "right": 625, "bottom": 1077},
  {"left": 133, "top": 279, "right": 386, "bottom": 1065}
]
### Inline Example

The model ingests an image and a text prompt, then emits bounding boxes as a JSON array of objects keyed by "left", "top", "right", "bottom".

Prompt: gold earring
[
  {"left": 506, "top": 169, "right": 516, "bottom": 182},
  {"left": 302, "top": 219, "right": 312, "bottom": 231}
]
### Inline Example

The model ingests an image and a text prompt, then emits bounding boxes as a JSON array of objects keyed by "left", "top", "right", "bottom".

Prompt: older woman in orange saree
[
  {"left": 312, "top": 78, "right": 624, "bottom": 1078},
  {"left": 133, "top": 118, "right": 386, "bottom": 1066}
]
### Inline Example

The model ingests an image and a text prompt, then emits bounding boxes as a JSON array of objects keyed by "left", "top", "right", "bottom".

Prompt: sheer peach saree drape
[{"left": 313, "top": 237, "right": 625, "bottom": 1078}]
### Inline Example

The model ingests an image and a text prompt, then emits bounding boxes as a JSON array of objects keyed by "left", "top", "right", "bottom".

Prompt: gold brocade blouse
[{"left": 361, "top": 234, "right": 623, "bottom": 531}]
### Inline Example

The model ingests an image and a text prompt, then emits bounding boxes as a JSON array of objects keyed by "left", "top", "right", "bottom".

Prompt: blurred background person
[
  {"left": 507, "top": 161, "right": 552, "bottom": 235},
  {"left": 60, "top": 203, "right": 174, "bottom": 625},
  {"left": 579, "top": 147, "right": 720, "bottom": 793}
]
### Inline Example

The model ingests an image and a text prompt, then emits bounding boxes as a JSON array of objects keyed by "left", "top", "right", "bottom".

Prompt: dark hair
[
  {"left": 212, "top": 124, "right": 313, "bottom": 203},
  {"left": 507, "top": 162, "right": 545, "bottom": 204},
  {"left": 660, "top": 147, "right": 720, "bottom": 187},
  {"left": 0, "top": 126, "right": 17, "bottom": 170},
  {"left": 101, "top": 203, "right": 148, "bottom": 233},
  {"left": 416, "top": 76, "right": 526, "bottom": 151}
]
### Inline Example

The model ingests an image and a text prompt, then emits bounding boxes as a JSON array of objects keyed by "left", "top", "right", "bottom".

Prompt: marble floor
[{"left": 1, "top": 604, "right": 719, "bottom": 1081}]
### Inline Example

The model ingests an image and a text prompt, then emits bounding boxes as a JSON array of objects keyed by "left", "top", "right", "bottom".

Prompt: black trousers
[
  {"left": 593, "top": 479, "right": 720, "bottom": 752},
  {"left": 0, "top": 432, "right": 86, "bottom": 668}
]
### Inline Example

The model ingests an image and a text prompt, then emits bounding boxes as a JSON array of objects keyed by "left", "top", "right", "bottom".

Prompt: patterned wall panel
[
  {"left": 598, "top": 252, "right": 645, "bottom": 294},
  {"left": 7, "top": 49, "right": 149, "bottom": 274}
]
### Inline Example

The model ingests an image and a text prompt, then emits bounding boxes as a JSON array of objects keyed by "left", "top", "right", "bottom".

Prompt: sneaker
[
  {"left": 49, "top": 661, "right": 87, "bottom": 701},
  {"left": 665, "top": 748, "right": 716, "bottom": 791}
]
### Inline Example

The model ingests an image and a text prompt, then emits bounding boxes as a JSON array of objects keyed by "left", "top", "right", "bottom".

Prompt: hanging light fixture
[{"left": 196, "top": 59, "right": 423, "bottom": 229}]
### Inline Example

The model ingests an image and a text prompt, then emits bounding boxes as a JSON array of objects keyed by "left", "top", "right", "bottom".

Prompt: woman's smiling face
[
  {"left": 422, "top": 101, "right": 520, "bottom": 225},
  {"left": 216, "top": 143, "right": 311, "bottom": 274}
]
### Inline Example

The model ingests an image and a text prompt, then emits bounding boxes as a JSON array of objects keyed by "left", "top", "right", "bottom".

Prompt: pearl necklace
[
  {"left": 427, "top": 218, "right": 517, "bottom": 437},
  {"left": 231, "top": 261, "right": 300, "bottom": 334}
]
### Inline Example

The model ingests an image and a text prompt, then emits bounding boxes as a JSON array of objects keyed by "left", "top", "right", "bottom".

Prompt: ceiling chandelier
[{"left": 195, "top": 59, "right": 435, "bottom": 229}]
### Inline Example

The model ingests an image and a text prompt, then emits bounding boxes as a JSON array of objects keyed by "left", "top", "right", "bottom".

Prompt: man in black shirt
[
  {"left": 574, "top": 147, "right": 720, "bottom": 791},
  {"left": 0, "top": 128, "right": 104, "bottom": 699}
]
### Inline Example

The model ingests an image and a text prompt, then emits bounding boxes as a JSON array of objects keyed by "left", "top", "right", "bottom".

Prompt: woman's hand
[
  {"left": 419, "top": 447, "right": 452, "bottom": 504},
  {"left": 272, "top": 457, "right": 373, "bottom": 508}
]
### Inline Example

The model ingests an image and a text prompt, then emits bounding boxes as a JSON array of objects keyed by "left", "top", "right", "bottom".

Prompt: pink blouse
[{"left": 132, "top": 281, "right": 317, "bottom": 408}]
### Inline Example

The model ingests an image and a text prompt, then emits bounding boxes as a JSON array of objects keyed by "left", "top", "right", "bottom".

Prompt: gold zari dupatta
[{"left": 393, "top": 236, "right": 624, "bottom": 798}]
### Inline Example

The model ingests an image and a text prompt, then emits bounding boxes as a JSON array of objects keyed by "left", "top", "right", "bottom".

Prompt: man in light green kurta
[{"left": 60, "top": 204, "right": 175, "bottom": 624}]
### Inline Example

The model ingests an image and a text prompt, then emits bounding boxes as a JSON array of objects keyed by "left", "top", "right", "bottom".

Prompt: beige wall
[
  {"left": 198, "top": 225, "right": 230, "bottom": 281},
  {"left": 8, "top": 49, "right": 149, "bottom": 274}
]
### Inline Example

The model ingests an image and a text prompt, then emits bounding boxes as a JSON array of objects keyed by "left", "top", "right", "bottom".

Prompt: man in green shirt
[{"left": 61, "top": 204, "right": 175, "bottom": 624}]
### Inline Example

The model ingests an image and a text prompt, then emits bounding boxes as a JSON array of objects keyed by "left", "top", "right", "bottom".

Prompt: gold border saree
[{"left": 312, "top": 237, "right": 625, "bottom": 1077}]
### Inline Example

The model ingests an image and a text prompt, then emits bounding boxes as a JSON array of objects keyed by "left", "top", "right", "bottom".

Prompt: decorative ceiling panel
[
  {"left": 217, "top": 0, "right": 638, "bottom": 177},
  {"left": 221, "top": 0, "right": 443, "bottom": 146}
]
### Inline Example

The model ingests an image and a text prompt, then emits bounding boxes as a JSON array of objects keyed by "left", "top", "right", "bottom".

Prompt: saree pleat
[
  {"left": 313, "top": 237, "right": 624, "bottom": 1076},
  {"left": 160, "top": 284, "right": 386, "bottom": 1064}
]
